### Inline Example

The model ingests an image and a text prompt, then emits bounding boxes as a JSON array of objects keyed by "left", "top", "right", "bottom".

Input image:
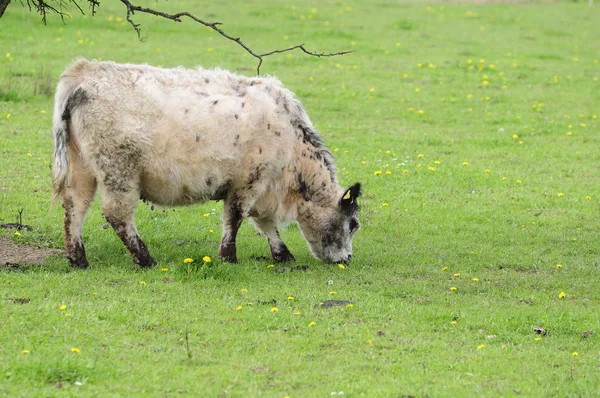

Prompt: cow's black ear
[{"left": 340, "top": 183, "right": 361, "bottom": 214}]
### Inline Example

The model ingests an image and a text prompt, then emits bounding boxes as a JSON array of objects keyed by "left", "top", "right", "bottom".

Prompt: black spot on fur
[
  {"left": 296, "top": 174, "right": 311, "bottom": 202},
  {"left": 206, "top": 178, "right": 213, "bottom": 187},
  {"left": 213, "top": 100, "right": 219, "bottom": 105},
  {"left": 233, "top": 134, "right": 240, "bottom": 147},
  {"left": 241, "top": 102, "right": 245, "bottom": 108},
  {"left": 234, "top": 114, "right": 239, "bottom": 119},
  {"left": 275, "top": 131, "right": 281, "bottom": 137},
  {"left": 205, "top": 78, "right": 210, "bottom": 84},
  {"left": 267, "top": 123, "right": 271, "bottom": 130},
  {"left": 248, "top": 164, "right": 265, "bottom": 185},
  {"left": 62, "top": 87, "right": 89, "bottom": 122},
  {"left": 211, "top": 180, "right": 232, "bottom": 201}
]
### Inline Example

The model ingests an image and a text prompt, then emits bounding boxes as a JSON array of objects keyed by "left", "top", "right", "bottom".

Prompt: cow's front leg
[
  {"left": 251, "top": 217, "right": 295, "bottom": 262},
  {"left": 219, "top": 196, "right": 244, "bottom": 263}
]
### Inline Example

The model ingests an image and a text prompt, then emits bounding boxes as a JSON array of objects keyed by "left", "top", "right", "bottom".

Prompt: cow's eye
[{"left": 349, "top": 218, "right": 359, "bottom": 232}]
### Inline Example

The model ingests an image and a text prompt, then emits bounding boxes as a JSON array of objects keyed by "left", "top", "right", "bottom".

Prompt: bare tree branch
[
  {"left": 120, "top": 0, "right": 352, "bottom": 75},
  {"left": 8, "top": 0, "right": 352, "bottom": 75}
]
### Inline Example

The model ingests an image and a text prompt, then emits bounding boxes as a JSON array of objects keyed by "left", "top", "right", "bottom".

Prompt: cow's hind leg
[
  {"left": 219, "top": 196, "right": 244, "bottom": 263},
  {"left": 63, "top": 148, "right": 97, "bottom": 268},
  {"left": 251, "top": 217, "right": 295, "bottom": 262},
  {"left": 101, "top": 187, "right": 156, "bottom": 267}
]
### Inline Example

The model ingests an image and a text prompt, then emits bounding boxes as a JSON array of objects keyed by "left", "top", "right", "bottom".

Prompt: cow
[{"left": 52, "top": 58, "right": 361, "bottom": 268}]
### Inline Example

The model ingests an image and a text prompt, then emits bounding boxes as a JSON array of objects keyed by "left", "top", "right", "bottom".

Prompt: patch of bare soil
[{"left": 0, "top": 237, "right": 61, "bottom": 266}]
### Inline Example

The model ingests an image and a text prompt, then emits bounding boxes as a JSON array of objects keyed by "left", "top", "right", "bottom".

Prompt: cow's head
[{"left": 298, "top": 183, "right": 361, "bottom": 264}]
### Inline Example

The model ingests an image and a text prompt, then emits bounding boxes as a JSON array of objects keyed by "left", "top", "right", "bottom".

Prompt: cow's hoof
[
  {"left": 69, "top": 258, "right": 89, "bottom": 269},
  {"left": 137, "top": 255, "right": 157, "bottom": 268},
  {"left": 273, "top": 250, "right": 295, "bottom": 263}
]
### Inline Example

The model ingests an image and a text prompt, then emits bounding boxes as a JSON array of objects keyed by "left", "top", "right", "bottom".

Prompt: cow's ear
[{"left": 340, "top": 183, "right": 361, "bottom": 214}]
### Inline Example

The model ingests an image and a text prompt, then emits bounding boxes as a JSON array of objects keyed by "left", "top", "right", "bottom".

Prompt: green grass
[{"left": 2, "top": 0, "right": 600, "bottom": 396}]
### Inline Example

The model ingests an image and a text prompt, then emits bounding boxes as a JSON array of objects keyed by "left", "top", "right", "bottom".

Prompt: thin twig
[
  {"left": 119, "top": 0, "right": 352, "bottom": 75},
  {"left": 185, "top": 327, "right": 192, "bottom": 360}
]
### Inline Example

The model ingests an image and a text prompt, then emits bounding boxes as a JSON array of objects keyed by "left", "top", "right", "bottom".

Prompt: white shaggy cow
[{"left": 52, "top": 58, "right": 361, "bottom": 268}]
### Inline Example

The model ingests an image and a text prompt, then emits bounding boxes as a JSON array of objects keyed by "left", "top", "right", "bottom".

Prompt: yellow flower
[
  {"left": 330, "top": 291, "right": 337, "bottom": 295},
  {"left": 203, "top": 256, "right": 211, "bottom": 263},
  {"left": 240, "top": 288, "right": 248, "bottom": 294},
  {"left": 453, "top": 273, "right": 460, "bottom": 278},
  {"left": 14, "top": 231, "right": 21, "bottom": 237},
  {"left": 484, "top": 169, "right": 490, "bottom": 173},
  {"left": 40, "top": 110, "right": 46, "bottom": 114},
  {"left": 369, "top": 88, "right": 375, "bottom": 93},
  {"left": 267, "top": 264, "right": 274, "bottom": 268},
  {"left": 516, "top": 180, "right": 522, "bottom": 184},
  {"left": 338, "top": 263, "right": 345, "bottom": 269},
  {"left": 183, "top": 258, "right": 194, "bottom": 263},
  {"left": 346, "top": 303, "right": 353, "bottom": 308},
  {"left": 236, "top": 305, "right": 242, "bottom": 311},
  {"left": 572, "top": 352, "right": 579, "bottom": 357},
  {"left": 415, "top": 88, "right": 420, "bottom": 93},
  {"left": 558, "top": 291, "right": 566, "bottom": 299},
  {"left": 566, "top": 131, "right": 572, "bottom": 136},
  {"left": 6, "top": 113, "right": 11, "bottom": 119},
  {"left": 462, "top": 162, "right": 469, "bottom": 166},
  {"left": 585, "top": 196, "right": 591, "bottom": 201},
  {"left": 472, "top": 277, "right": 479, "bottom": 282},
  {"left": 161, "top": 267, "right": 169, "bottom": 272},
  {"left": 417, "top": 153, "right": 424, "bottom": 159},
  {"left": 557, "top": 192, "right": 564, "bottom": 197},
  {"left": 287, "top": 296, "right": 294, "bottom": 300},
  {"left": 294, "top": 311, "right": 302, "bottom": 316},
  {"left": 5, "top": 53, "right": 10, "bottom": 58},
  {"left": 71, "top": 348, "right": 81, "bottom": 353},
  {"left": 556, "top": 264, "right": 563, "bottom": 269},
  {"left": 247, "top": 302, "right": 253, "bottom": 305},
  {"left": 271, "top": 307, "right": 278, "bottom": 312},
  {"left": 441, "top": 267, "right": 447, "bottom": 271},
  {"left": 450, "top": 321, "right": 457, "bottom": 326},
  {"left": 450, "top": 287, "right": 457, "bottom": 291},
  {"left": 367, "top": 339, "right": 373, "bottom": 344},
  {"left": 374, "top": 170, "right": 382, "bottom": 176},
  {"left": 382, "top": 203, "right": 389, "bottom": 207},
  {"left": 22, "top": 349, "right": 30, "bottom": 354},
  {"left": 59, "top": 305, "right": 67, "bottom": 311},
  {"left": 203, "top": 213, "right": 209, "bottom": 217},
  {"left": 309, "top": 321, "right": 316, "bottom": 327},
  {"left": 65, "top": 313, "right": 71, "bottom": 317},
  {"left": 139, "top": 281, "right": 147, "bottom": 286},
  {"left": 477, "top": 344, "right": 485, "bottom": 349}
]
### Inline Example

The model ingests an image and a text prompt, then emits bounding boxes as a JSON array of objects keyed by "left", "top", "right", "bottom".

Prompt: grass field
[{"left": 1, "top": 0, "right": 600, "bottom": 396}]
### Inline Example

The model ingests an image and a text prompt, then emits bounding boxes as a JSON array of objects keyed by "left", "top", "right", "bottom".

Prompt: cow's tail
[{"left": 51, "top": 80, "right": 77, "bottom": 205}]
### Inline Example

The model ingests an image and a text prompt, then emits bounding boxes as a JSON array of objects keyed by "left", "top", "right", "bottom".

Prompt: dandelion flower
[
  {"left": 369, "top": 88, "right": 375, "bottom": 93},
  {"left": 65, "top": 313, "right": 71, "bottom": 317},
  {"left": 267, "top": 264, "right": 274, "bottom": 268},
  {"left": 558, "top": 291, "right": 566, "bottom": 299},
  {"left": 472, "top": 277, "right": 479, "bottom": 282},
  {"left": 557, "top": 192, "right": 564, "bottom": 197},
  {"left": 374, "top": 170, "right": 382, "bottom": 176},
  {"left": 572, "top": 352, "right": 579, "bottom": 357},
  {"left": 477, "top": 344, "right": 485, "bottom": 349},
  {"left": 556, "top": 264, "right": 563, "bottom": 269},
  {"left": 22, "top": 349, "right": 30, "bottom": 354},
  {"left": 462, "top": 162, "right": 469, "bottom": 166},
  {"left": 346, "top": 303, "right": 353, "bottom": 308},
  {"left": 309, "top": 321, "right": 316, "bottom": 327},
  {"left": 240, "top": 288, "right": 248, "bottom": 294},
  {"left": 294, "top": 311, "right": 302, "bottom": 316},
  {"left": 338, "top": 263, "right": 345, "bottom": 269},
  {"left": 330, "top": 291, "right": 337, "bottom": 295},
  {"left": 287, "top": 296, "right": 294, "bottom": 301},
  {"left": 450, "top": 287, "right": 457, "bottom": 291},
  {"left": 236, "top": 306, "right": 242, "bottom": 311},
  {"left": 139, "top": 281, "right": 147, "bottom": 286},
  {"left": 202, "top": 256, "right": 211, "bottom": 263},
  {"left": 161, "top": 268, "right": 169, "bottom": 272},
  {"left": 14, "top": 231, "right": 21, "bottom": 237},
  {"left": 71, "top": 348, "right": 81, "bottom": 353},
  {"left": 271, "top": 307, "right": 278, "bottom": 312},
  {"left": 585, "top": 196, "right": 591, "bottom": 201},
  {"left": 59, "top": 305, "right": 67, "bottom": 311},
  {"left": 367, "top": 339, "right": 373, "bottom": 344},
  {"left": 441, "top": 267, "right": 447, "bottom": 271},
  {"left": 450, "top": 321, "right": 457, "bottom": 326},
  {"left": 183, "top": 258, "right": 194, "bottom": 263},
  {"left": 453, "top": 273, "right": 460, "bottom": 278},
  {"left": 382, "top": 203, "right": 388, "bottom": 207},
  {"left": 484, "top": 169, "right": 490, "bottom": 173}
]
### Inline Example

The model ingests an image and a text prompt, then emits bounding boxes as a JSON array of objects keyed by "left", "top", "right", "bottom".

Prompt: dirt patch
[{"left": 0, "top": 237, "right": 62, "bottom": 266}]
